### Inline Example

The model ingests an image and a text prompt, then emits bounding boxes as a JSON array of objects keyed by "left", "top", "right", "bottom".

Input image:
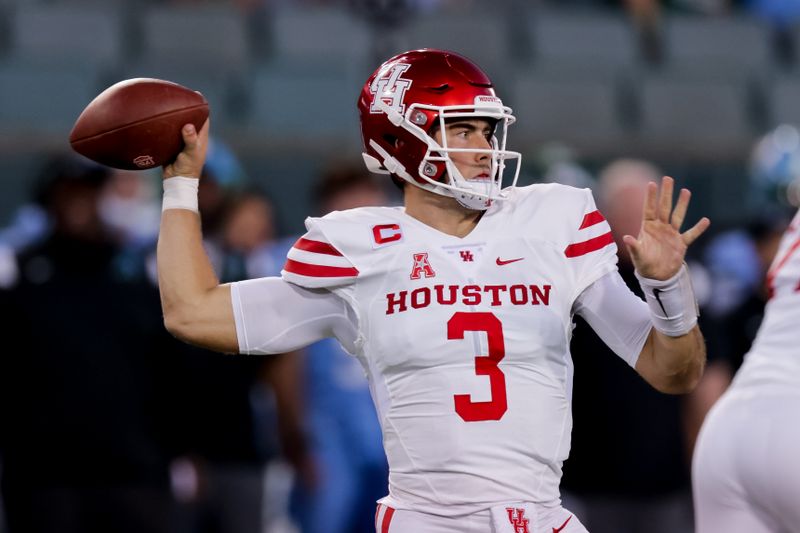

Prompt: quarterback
[
  {"left": 692, "top": 208, "right": 800, "bottom": 533},
  {"left": 157, "top": 50, "right": 709, "bottom": 533}
]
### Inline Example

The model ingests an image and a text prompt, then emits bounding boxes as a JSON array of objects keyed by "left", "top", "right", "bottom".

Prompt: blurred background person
[
  {"left": 98, "top": 168, "right": 161, "bottom": 250},
  {"left": 0, "top": 154, "right": 180, "bottom": 533},
  {"left": 290, "top": 163, "right": 391, "bottom": 533}
]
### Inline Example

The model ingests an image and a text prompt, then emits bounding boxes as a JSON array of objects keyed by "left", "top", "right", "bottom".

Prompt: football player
[
  {"left": 692, "top": 206, "right": 800, "bottom": 533},
  {"left": 157, "top": 49, "right": 709, "bottom": 533}
]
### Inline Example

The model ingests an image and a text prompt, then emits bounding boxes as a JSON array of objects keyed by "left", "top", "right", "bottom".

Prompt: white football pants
[{"left": 693, "top": 391, "right": 800, "bottom": 533}]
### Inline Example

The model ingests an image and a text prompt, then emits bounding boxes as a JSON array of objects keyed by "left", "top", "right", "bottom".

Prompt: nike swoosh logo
[
  {"left": 653, "top": 288, "right": 668, "bottom": 316},
  {"left": 553, "top": 515, "right": 572, "bottom": 533},
  {"left": 496, "top": 257, "right": 524, "bottom": 266}
]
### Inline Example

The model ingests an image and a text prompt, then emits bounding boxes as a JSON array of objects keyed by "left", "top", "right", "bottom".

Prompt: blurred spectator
[
  {"left": 164, "top": 184, "right": 308, "bottom": 533},
  {"left": 699, "top": 124, "right": 800, "bottom": 319},
  {"left": 98, "top": 169, "right": 161, "bottom": 249},
  {"left": 743, "top": 0, "right": 800, "bottom": 63},
  {"left": 561, "top": 159, "right": 695, "bottom": 533},
  {"left": 0, "top": 203, "right": 49, "bottom": 255},
  {"left": 712, "top": 213, "right": 790, "bottom": 375},
  {"left": 670, "top": 0, "right": 732, "bottom": 15},
  {"left": 290, "top": 163, "right": 390, "bottom": 533},
  {"left": 533, "top": 142, "right": 596, "bottom": 191},
  {"left": 623, "top": 0, "right": 665, "bottom": 64},
  {"left": 749, "top": 124, "right": 800, "bottom": 213},
  {"left": 702, "top": 229, "right": 762, "bottom": 317},
  {"left": 0, "top": 154, "right": 180, "bottom": 533}
]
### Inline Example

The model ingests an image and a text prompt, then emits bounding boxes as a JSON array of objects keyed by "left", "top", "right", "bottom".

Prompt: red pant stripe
[{"left": 381, "top": 505, "right": 395, "bottom": 533}]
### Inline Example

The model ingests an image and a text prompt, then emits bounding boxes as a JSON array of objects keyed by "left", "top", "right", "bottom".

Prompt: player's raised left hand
[{"left": 623, "top": 176, "right": 710, "bottom": 280}]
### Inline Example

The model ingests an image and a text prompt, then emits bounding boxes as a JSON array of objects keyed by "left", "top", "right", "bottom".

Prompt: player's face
[{"left": 433, "top": 118, "right": 494, "bottom": 181}]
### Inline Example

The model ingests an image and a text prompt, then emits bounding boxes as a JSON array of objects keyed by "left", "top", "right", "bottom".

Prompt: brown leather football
[{"left": 69, "top": 78, "right": 209, "bottom": 170}]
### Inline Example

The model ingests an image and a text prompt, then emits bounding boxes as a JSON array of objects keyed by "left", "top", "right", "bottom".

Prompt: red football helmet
[{"left": 358, "top": 49, "right": 521, "bottom": 210}]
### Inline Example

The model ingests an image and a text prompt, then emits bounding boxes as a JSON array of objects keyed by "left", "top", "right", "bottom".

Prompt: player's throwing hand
[
  {"left": 163, "top": 119, "right": 210, "bottom": 180},
  {"left": 622, "top": 176, "right": 711, "bottom": 281}
]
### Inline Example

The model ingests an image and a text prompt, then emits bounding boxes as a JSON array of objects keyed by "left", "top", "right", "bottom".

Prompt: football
[{"left": 69, "top": 78, "right": 209, "bottom": 170}]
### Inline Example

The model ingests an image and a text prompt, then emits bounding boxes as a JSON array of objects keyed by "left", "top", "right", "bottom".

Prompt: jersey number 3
[{"left": 448, "top": 312, "right": 508, "bottom": 422}]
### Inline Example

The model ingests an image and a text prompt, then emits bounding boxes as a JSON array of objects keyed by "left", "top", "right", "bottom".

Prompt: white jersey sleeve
[
  {"left": 230, "top": 277, "right": 359, "bottom": 355},
  {"left": 234, "top": 211, "right": 376, "bottom": 355},
  {"left": 282, "top": 216, "right": 360, "bottom": 289},
  {"left": 573, "top": 270, "right": 652, "bottom": 367}
]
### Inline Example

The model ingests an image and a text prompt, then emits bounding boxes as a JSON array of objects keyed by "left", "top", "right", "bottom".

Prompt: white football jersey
[
  {"left": 731, "top": 208, "right": 800, "bottom": 394},
  {"left": 282, "top": 184, "right": 618, "bottom": 516}
]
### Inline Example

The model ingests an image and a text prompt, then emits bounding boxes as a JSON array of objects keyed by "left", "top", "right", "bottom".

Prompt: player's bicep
[
  {"left": 231, "top": 277, "right": 357, "bottom": 355},
  {"left": 164, "top": 283, "right": 239, "bottom": 354},
  {"left": 573, "top": 271, "right": 651, "bottom": 367}
]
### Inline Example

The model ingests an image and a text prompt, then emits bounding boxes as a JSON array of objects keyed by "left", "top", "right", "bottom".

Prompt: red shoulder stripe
[
  {"left": 293, "top": 237, "right": 344, "bottom": 256},
  {"left": 579, "top": 210, "right": 606, "bottom": 230},
  {"left": 766, "top": 236, "right": 800, "bottom": 298},
  {"left": 284, "top": 259, "right": 359, "bottom": 278},
  {"left": 565, "top": 231, "right": 614, "bottom": 258}
]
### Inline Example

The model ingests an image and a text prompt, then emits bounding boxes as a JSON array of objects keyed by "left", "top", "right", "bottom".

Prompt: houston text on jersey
[{"left": 385, "top": 283, "right": 552, "bottom": 315}]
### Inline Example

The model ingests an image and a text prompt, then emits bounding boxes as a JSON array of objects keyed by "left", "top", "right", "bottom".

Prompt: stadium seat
[
  {"left": 638, "top": 75, "right": 753, "bottom": 157},
  {"left": 247, "top": 65, "right": 362, "bottom": 148},
  {"left": 0, "top": 63, "right": 100, "bottom": 133},
  {"left": 509, "top": 70, "right": 627, "bottom": 154},
  {"left": 663, "top": 15, "right": 773, "bottom": 78},
  {"left": 393, "top": 11, "right": 511, "bottom": 83},
  {"left": 767, "top": 76, "right": 800, "bottom": 128},
  {"left": 529, "top": 10, "right": 639, "bottom": 72},
  {"left": 267, "top": 7, "right": 371, "bottom": 77},
  {"left": 138, "top": 5, "right": 249, "bottom": 75},
  {"left": 10, "top": 4, "right": 123, "bottom": 70}
]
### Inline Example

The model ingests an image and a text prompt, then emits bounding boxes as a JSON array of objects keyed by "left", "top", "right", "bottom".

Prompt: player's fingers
[
  {"left": 164, "top": 121, "right": 208, "bottom": 179},
  {"left": 643, "top": 182, "right": 658, "bottom": 221},
  {"left": 658, "top": 176, "right": 674, "bottom": 223},
  {"left": 682, "top": 217, "right": 711, "bottom": 246},
  {"left": 671, "top": 188, "right": 691, "bottom": 230},
  {"left": 181, "top": 123, "right": 198, "bottom": 148},
  {"left": 180, "top": 120, "right": 209, "bottom": 157}
]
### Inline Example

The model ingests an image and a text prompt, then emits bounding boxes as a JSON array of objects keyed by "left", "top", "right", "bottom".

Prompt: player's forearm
[
  {"left": 158, "top": 209, "right": 217, "bottom": 311},
  {"left": 641, "top": 326, "right": 706, "bottom": 394},
  {"left": 157, "top": 209, "right": 236, "bottom": 351}
]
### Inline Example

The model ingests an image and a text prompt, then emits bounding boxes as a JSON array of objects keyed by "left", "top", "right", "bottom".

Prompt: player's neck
[{"left": 404, "top": 186, "right": 484, "bottom": 238}]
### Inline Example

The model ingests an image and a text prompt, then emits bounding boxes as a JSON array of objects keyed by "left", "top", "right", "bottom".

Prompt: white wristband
[
  {"left": 162, "top": 177, "right": 199, "bottom": 213},
  {"left": 635, "top": 263, "right": 699, "bottom": 337}
]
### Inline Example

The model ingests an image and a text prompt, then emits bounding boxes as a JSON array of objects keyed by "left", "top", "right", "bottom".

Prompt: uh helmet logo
[{"left": 369, "top": 63, "right": 412, "bottom": 115}]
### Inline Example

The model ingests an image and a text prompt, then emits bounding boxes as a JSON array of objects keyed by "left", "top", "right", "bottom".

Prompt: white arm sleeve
[
  {"left": 573, "top": 270, "right": 653, "bottom": 368},
  {"left": 230, "top": 277, "right": 359, "bottom": 355}
]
